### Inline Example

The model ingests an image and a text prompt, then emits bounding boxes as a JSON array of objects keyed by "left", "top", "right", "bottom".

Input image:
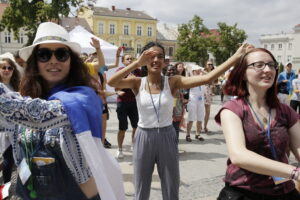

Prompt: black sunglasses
[
  {"left": 1, "top": 66, "right": 14, "bottom": 71},
  {"left": 36, "top": 48, "right": 70, "bottom": 63}
]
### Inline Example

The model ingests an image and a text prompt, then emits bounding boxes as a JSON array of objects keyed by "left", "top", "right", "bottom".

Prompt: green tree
[
  {"left": 209, "top": 22, "right": 247, "bottom": 65},
  {"left": 175, "top": 15, "right": 210, "bottom": 66},
  {"left": 0, "top": 0, "right": 95, "bottom": 45}
]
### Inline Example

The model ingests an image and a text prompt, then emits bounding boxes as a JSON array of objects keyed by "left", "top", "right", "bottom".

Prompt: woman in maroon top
[{"left": 215, "top": 48, "right": 300, "bottom": 200}]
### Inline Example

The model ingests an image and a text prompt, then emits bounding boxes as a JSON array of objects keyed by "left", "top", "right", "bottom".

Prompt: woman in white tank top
[{"left": 108, "top": 42, "right": 253, "bottom": 200}]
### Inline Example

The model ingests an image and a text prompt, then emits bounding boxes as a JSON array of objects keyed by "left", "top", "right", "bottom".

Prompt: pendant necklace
[{"left": 246, "top": 99, "right": 270, "bottom": 127}]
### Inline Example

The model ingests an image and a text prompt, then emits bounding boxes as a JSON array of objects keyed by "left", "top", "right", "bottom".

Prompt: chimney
[
  {"left": 126, "top": 8, "right": 131, "bottom": 11},
  {"left": 112, "top": 5, "right": 115, "bottom": 11}
]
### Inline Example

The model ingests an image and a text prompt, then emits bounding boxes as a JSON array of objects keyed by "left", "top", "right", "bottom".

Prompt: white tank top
[{"left": 136, "top": 76, "right": 174, "bottom": 128}]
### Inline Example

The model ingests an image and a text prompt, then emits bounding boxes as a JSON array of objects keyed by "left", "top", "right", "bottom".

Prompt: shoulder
[{"left": 215, "top": 98, "right": 245, "bottom": 125}]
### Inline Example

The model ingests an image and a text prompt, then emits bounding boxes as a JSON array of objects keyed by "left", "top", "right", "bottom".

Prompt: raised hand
[{"left": 90, "top": 37, "right": 100, "bottom": 49}]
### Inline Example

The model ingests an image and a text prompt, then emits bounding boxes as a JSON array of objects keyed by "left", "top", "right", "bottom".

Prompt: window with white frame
[
  {"left": 264, "top": 44, "right": 268, "bottom": 49},
  {"left": 122, "top": 43, "right": 128, "bottom": 47},
  {"left": 18, "top": 32, "right": 24, "bottom": 44},
  {"left": 137, "top": 44, "right": 142, "bottom": 54},
  {"left": 98, "top": 23, "right": 104, "bottom": 34},
  {"left": 169, "top": 47, "right": 173, "bottom": 56},
  {"left": 137, "top": 25, "right": 142, "bottom": 36},
  {"left": 271, "top": 44, "right": 274, "bottom": 50},
  {"left": 109, "top": 24, "right": 115, "bottom": 35},
  {"left": 288, "top": 43, "right": 292, "bottom": 50},
  {"left": 147, "top": 26, "right": 152, "bottom": 37},
  {"left": 287, "top": 55, "right": 292, "bottom": 62},
  {"left": 277, "top": 56, "right": 281, "bottom": 62},
  {"left": 278, "top": 43, "right": 282, "bottom": 50},
  {"left": 124, "top": 25, "right": 129, "bottom": 35},
  {"left": 4, "top": 32, "right": 11, "bottom": 43}
]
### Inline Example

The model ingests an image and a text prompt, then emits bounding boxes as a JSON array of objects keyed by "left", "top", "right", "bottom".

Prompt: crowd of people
[{"left": 0, "top": 21, "right": 299, "bottom": 200}]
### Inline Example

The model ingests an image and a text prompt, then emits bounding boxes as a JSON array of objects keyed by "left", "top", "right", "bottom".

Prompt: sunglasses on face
[
  {"left": 1, "top": 66, "right": 14, "bottom": 71},
  {"left": 36, "top": 48, "right": 70, "bottom": 63}
]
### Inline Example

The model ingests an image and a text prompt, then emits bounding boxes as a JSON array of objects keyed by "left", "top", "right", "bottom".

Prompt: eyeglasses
[
  {"left": 207, "top": 64, "right": 214, "bottom": 66},
  {"left": 36, "top": 48, "right": 70, "bottom": 63},
  {"left": 1, "top": 66, "right": 14, "bottom": 71},
  {"left": 126, "top": 57, "right": 133, "bottom": 60},
  {"left": 247, "top": 61, "right": 278, "bottom": 71}
]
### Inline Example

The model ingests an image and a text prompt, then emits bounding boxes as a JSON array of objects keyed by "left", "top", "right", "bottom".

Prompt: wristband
[{"left": 290, "top": 166, "right": 299, "bottom": 180}]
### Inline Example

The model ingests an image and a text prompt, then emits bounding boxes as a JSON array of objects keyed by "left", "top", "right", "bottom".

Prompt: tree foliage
[
  {"left": 208, "top": 22, "right": 247, "bottom": 65},
  {"left": 175, "top": 15, "right": 210, "bottom": 66},
  {"left": 0, "top": 0, "right": 95, "bottom": 45},
  {"left": 176, "top": 16, "right": 247, "bottom": 66}
]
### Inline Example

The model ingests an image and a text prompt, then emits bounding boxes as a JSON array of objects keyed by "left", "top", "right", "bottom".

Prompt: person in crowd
[
  {"left": 290, "top": 69, "right": 300, "bottom": 114},
  {"left": 108, "top": 41, "right": 251, "bottom": 200},
  {"left": 174, "top": 62, "right": 188, "bottom": 131},
  {"left": 165, "top": 65, "right": 182, "bottom": 141},
  {"left": 0, "top": 22, "right": 124, "bottom": 200},
  {"left": 0, "top": 57, "right": 21, "bottom": 185},
  {"left": 186, "top": 65, "right": 206, "bottom": 142},
  {"left": 203, "top": 61, "right": 215, "bottom": 133},
  {"left": 115, "top": 54, "right": 141, "bottom": 159},
  {"left": 277, "top": 62, "right": 296, "bottom": 105},
  {"left": 215, "top": 48, "right": 300, "bottom": 200}
]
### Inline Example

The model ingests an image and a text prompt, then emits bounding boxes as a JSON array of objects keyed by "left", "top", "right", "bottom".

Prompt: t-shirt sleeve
[
  {"left": 215, "top": 99, "right": 244, "bottom": 125},
  {"left": 99, "top": 65, "right": 109, "bottom": 74},
  {"left": 280, "top": 103, "right": 299, "bottom": 129}
]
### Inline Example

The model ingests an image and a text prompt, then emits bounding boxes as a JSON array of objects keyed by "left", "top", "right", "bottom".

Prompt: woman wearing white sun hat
[{"left": 0, "top": 22, "right": 124, "bottom": 200}]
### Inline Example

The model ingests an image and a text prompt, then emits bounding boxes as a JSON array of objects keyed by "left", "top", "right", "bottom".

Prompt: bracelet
[{"left": 290, "top": 166, "right": 299, "bottom": 180}]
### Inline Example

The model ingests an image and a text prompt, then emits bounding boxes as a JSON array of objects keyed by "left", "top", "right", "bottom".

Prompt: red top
[
  {"left": 116, "top": 66, "right": 141, "bottom": 103},
  {"left": 215, "top": 98, "right": 299, "bottom": 196}
]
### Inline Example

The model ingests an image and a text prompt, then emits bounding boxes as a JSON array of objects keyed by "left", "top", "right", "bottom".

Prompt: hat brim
[{"left": 19, "top": 40, "right": 81, "bottom": 61}]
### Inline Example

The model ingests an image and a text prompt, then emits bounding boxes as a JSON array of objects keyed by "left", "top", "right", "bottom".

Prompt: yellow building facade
[{"left": 78, "top": 6, "right": 157, "bottom": 57}]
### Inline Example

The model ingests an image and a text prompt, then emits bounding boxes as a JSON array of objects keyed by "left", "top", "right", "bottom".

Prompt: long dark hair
[
  {"left": 174, "top": 62, "right": 186, "bottom": 76},
  {"left": 0, "top": 58, "right": 21, "bottom": 91},
  {"left": 140, "top": 41, "right": 165, "bottom": 77},
  {"left": 20, "top": 45, "right": 94, "bottom": 98},
  {"left": 223, "top": 48, "right": 280, "bottom": 108}
]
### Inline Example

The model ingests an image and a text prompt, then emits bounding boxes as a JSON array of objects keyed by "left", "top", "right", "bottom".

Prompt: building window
[
  {"left": 271, "top": 44, "right": 274, "bottom": 50},
  {"left": 277, "top": 56, "right": 281, "bottom": 62},
  {"left": 288, "top": 43, "right": 292, "bottom": 50},
  {"left": 137, "top": 25, "right": 142, "bottom": 36},
  {"left": 278, "top": 43, "right": 282, "bottom": 50},
  {"left": 111, "top": 42, "right": 115, "bottom": 45},
  {"left": 147, "top": 27, "right": 152, "bottom": 37},
  {"left": 122, "top": 43, "right": 128, "bottom": 47},
  {"left": 109, "top": 24, "right": 115, "bottom": 35},
  {"left": 18, "top": 32, "right": 24, "bottom": 44},
  {"left": 98, "top": 23, "right": 104, "bottom": 34},
  {"left": 288, "top": 55, "right": 292, "bottom": 62},
  {"left": 4, "top": 32, "right": 11, "bottom": 43},
  {"left": 124, "top": 25, "right": 129, "bottom": 35},
  {"left": 264, "top": 44, "right": 268, "bottom": 49},
  {"left": 169, "top": 47, "right": 173, "bottom": 56},
  {"left": 137, "top": 44, "right": 142, "bottom": 54}
]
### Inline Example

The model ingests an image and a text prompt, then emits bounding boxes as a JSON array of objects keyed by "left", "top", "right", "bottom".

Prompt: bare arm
[
  {"left": 90, "top": 37, "right": 105, "bottom": 72},
  {"left": 171, "top": 43, "right": 253, "bottom": 90},
  {"left": 220, "top": 109, "right": 298, "bottom": 180},
  {"left": 107, "top": 47, "right": 122, "bottom": 70},
  {"left": 289, "top": 122, "right": 300, "bottom": 161}
]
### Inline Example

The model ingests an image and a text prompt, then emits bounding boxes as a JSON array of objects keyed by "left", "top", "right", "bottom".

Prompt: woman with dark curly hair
[{"left": 0, "top": 22, "right": 124, "bottom": 200}]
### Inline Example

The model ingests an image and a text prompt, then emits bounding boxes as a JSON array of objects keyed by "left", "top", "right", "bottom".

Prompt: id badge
[
  {"left": 18, "top": 158, "right": 31, "bottom": 185},
  {"left": 272, "top": 176, "right": 289, "bottom": 185}
]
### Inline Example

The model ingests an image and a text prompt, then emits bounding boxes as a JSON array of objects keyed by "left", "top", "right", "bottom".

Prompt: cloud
[{"left": 96, "top": 0, "right": 300, "bottom": 46}]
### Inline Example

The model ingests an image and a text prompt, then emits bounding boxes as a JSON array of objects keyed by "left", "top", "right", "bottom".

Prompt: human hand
[
  {"left": 136, "top": 50, "right": 160, "bottom": 66},
  {"left": 116, "top": 47, "right": 123, "bottom": 57},
  {"left": 90, "top": 37, "right": 100, "bottom": 49},
  {"left": 233, "top": 43, "right": 254, "bottom": 60},
  {"left": 116, "top": 91, "right": 125, "bottom": 96}
]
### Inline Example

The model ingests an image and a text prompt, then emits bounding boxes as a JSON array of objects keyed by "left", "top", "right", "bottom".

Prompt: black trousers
[
  {"left": 217, "top": 185, "right": 300, "bottom": 200},
  {"left": 2, "top": 145, "right": 14, "bottom": 183}
]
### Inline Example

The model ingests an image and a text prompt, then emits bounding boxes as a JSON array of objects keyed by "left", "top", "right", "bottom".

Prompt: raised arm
[
  {"left": 90, "top": 37, "right": 105, "bottom": 72},
  {"left": 220, "top": 109, "right": 298, "bottom": 180},
  {"left": 171, "top": 43, "right": 253, "bottom": 90},
  {"left": 0, "top": 84, "right": 69, "bottom": 131},
  {"left": 107, "top": 47, "right": 122, "bottom": 70}
]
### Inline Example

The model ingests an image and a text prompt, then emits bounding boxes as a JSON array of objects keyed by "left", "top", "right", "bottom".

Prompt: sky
[{"left": 95, "top": 0, "right": 300, "bottom": 46}]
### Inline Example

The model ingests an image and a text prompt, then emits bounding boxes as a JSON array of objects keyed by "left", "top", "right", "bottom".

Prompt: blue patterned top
[{"left": 0, "top": 83, "right": 92, "bottom": 184}]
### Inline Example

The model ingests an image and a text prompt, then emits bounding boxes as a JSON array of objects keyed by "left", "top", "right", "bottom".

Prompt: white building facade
[
  {"left": 0, "top": 29, "right": 28, "bottom": 54},
  {"left": 260, "top": 24, "right": 300, "bottom": 72}
]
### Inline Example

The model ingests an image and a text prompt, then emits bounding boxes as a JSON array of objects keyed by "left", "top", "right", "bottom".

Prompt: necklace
[
  {"left": 148, "top": 82, "right": 160, "bottom": 89},
  {"left": 246, "top": 99, "right": 270, "bottom": 126}
]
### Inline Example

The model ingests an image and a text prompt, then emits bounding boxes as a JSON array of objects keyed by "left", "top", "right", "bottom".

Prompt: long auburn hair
[
  {"left": 0, "top": 58, "right": 21, "bottom": 91},
  {"left": 19, "top": 45, "right": 94, "bottom": 98},
  {"left": 223, "top": 48, "right": 280, "bottom": 108}
]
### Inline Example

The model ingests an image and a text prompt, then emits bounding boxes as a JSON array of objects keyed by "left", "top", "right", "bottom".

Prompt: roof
[
  {"left": 93, "top": 6, "right": 156, "bottom": 21},
  {"left": 201, "top": 29, "right": 220, "bottom": 38},
  {"left": 60, "top": 17, "right": 92, "bottom": 33},
  {"left": 0, "top": 3, "right": 9, "bottom": 19},
  {"left": 156, "top": 23, "right": 178, "bottom": 41}
]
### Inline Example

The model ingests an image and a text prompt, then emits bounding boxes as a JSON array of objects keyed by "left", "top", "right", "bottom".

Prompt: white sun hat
[{"left": 19, "top": 22, "right": 81, "bottom": 61}]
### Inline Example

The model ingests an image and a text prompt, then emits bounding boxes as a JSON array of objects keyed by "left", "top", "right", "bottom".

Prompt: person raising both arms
[{"left": 108, "top": 41, "right": 252, "bottom": 200}]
